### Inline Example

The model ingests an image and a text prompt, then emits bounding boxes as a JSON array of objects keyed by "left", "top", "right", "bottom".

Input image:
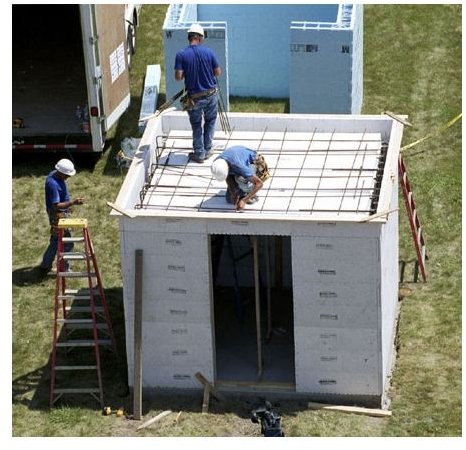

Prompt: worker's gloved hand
[{"left": 236, "top": 198, "right": 246, "bottom": 211}]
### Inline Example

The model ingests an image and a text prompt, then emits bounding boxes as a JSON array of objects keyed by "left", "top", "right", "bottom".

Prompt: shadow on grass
[
  {"left": 12, "top": 266, "right": 49, "bottom": 286},
  {"left": 12, "top": 287, "right": 130, "bottom": 411}
]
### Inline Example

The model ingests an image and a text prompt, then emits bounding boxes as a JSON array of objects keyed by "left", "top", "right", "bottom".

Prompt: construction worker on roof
[
  {"left": 174, "top": 23, "right": 222, "bottom": 164},
  {"left": 39, "top": 159, "right": 84, "bottom": 276},
  {"left": 211, "top": 146, "right": 270, "bottom": 211}
]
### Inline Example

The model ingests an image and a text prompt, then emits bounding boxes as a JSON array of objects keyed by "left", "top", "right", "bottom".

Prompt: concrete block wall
[{"left": 163, "top": 4, "right": 362, "bottom": 114}]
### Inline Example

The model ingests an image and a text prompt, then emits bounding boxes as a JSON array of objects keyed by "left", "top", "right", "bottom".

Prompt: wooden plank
[
  {"left": 133, "top": 249, "right": 143, "bottom": 421},
  {"left": 308, "top": 402, "right": 392, "bottom": 418},
  {"left": 106, "top": 201, "right": 135, "bottom": 219},
  {"left": 194, "top": 372, "right": 226, "bottom": 402},
  {"left": 252, "top": 236, "right": 263, "bottom": 378},
  {"left": 136, "top": 410, "right": 173, "bottom": 431},
  {"left": 201, "top": 385, "right": 210, "bottom": 414}
]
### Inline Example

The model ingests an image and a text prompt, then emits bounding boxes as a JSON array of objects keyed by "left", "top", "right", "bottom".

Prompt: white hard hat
[
  {"left": 55, "top": 158, "right": 76, "bottom": 176},
  {"left": 188, "top": 23, "right": 204, "bottom": 36},
  {"left": 211, "top": 158, "right": 229, "bottom": 182}
]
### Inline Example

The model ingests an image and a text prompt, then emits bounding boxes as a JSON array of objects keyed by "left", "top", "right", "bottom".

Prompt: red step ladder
[
  {"left": 50, "top": 218, "right": 117, "bottom": 408},
  {"left": 398, "top": 154, "right": 428, "bottom": 282}
]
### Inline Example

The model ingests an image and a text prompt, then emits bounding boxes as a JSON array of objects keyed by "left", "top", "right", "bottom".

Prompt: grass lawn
[{"left": 11, "top": 4, "right": 461, "bottom": 437}]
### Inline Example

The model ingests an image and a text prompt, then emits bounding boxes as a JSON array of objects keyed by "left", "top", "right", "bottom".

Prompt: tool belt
[
  {"left": 181, "top": 88, "right": 217, "bottom": 111},
  {"left": 254, "top": 153, "right": 270, "bottom": 182},
  {"left": 190, "top": 88, "right": 217, "bottom": 99}
]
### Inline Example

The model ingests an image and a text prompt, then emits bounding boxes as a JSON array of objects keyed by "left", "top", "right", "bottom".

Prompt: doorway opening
[{"left": 210, "top": 234, "right": 295, "bottom": 387}]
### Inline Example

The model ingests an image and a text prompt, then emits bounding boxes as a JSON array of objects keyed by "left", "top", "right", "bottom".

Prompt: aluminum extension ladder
[
  {"left": 399, "top": 154, "right": 428, "bottom": 282},
  {"left": 50, "top": 218, "right": 117, "bottom": 408}
]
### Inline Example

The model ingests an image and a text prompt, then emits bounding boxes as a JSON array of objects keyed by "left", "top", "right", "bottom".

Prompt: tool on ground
[
  {"left": 216, "top": 77, "right": 231, "bottom": 135},
  {"left": 399, "top": 154, "right": 428, "bottom": 282},
  {"left": 138, "top": 88, "right": 184, "bottom": 123},
  {"left": 251, "top": 401, "right": 284, "bottom": 437},
  {"left": 13, "top": 117, "right": 24, "bottom": 128},
  {"left": 50, "top": 218, "right": 117, "bottom": 408},
  {"left": 103, "top": 406, "right": 125, "bottom": 417}
]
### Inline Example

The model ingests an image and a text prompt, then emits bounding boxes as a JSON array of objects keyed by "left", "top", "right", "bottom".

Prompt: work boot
[
  {"left": 246, "top": 195, "right": 259, "bottom": 205},
  {"left": 204, "top": 149, "right": 215, "bottom": 160},
  {"left": 188, "top": 152, "right": 204, "bottom": 164}
]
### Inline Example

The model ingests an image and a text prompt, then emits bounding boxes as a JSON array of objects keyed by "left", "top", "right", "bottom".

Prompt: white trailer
[
  {"left": 112, "top": 111, "right": 404, "bottom": 407},
  {"left": 12, "top": 4, "right": 140, "bottom": 153}
]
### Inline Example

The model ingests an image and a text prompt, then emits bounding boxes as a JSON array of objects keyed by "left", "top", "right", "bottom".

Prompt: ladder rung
[
  {"left": 54, "top": 365, "right": 97, "bottom": 370},
  {"left": 53, "top": 388, "right": 100, "bottom": 394},
  {"left": 61, "top": 253, "right": 89, "bottom": 261},
  {"left": 65, "top": 306, "right": 105, "bottom": 313},
  {"left": 60, "top": 288, "right": 100, "bottom": 300},
  {"left": 58, "top": 271, "right": 96, "bottom": 278},
  {"left": 62, "top": 237, "right": 85, "bottom": 243},
  {"left": 56, "top": 339, "right": 112, "bottom": 347},
  {"left": 59, "top": 322, "right": 108, "bottom": 330}
]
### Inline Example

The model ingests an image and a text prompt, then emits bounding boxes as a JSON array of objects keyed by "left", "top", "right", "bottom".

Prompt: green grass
[{"left": 11, "top": 4, "right": 461, "bottom": 437}]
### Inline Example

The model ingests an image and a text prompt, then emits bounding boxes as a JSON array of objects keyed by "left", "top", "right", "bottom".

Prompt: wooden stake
[
  {"left": 201, "top": 385, "right": 210, "bottom": 414},
  {"left": 133, "top": 249, "right": 143, "bottom": 421},
  {"left": 252, "top": 236, "right": 263, "bottom": 378},
  {"left": 308, "top": 401, "right": 392, "bottom": 418},
  {"left": 136, "top": 410, "right": 173, "bottom": 431},
  {"left": 195, "top": 372, "right": 226, "bottom": 402}
]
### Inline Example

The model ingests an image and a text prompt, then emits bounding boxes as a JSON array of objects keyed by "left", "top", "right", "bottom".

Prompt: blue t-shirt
[
  {"left": 174, "top": 45, "right": 219, "bottom": 94},
  {"left": 45, "top": 170, "right": 69, "bottom": 215},
  {"left": 218, "top": 146, "right": 257, "bottom": 179}
]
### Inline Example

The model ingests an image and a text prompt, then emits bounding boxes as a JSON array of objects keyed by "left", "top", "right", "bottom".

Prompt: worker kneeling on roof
[{"left": 211, "top": 145, "right": 270, "bottom": 211}]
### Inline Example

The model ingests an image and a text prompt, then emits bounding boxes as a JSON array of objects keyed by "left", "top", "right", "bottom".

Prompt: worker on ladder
[{"left": 39, "top": 159, "right": 84, "bottom": 276}]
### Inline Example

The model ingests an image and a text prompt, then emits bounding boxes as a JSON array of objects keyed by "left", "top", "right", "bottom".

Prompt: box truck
[{"left": 12, "top": 4, "right": 140, "bottom": 153}]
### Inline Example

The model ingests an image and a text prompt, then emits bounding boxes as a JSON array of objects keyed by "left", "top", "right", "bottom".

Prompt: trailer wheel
[{"left": 126, "top": 23, "right": 136, "bottom": 69}]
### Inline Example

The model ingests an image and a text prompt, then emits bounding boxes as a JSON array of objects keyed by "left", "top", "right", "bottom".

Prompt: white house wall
[{"left": 292, "top": 234, "right": 382, "bottom": 396}]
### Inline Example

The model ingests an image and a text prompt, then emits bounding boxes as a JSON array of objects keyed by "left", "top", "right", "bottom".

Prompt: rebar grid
[{"left": 136, "top": 129, "right": 385, "bottom": 216}]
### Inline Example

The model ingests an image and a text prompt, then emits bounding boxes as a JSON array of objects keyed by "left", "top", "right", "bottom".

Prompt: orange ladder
[
  {"left": 50, "top": 218, "right": 117, "bottom": 407},
  {"left": 399, "top": 155, "right": 428, "bottom": 282}
]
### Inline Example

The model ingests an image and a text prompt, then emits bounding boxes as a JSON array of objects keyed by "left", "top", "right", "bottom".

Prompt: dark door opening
[{"left": 210, "top": 234, "right": 295, "bottom": 386}]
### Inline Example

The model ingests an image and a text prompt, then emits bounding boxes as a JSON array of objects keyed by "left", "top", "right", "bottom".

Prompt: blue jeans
[
  {"left": 187, "top": 93, "right": 218, "bottom": 158},
  {"left": 40, "top": 228, "right": 73, "bottom": 270}
]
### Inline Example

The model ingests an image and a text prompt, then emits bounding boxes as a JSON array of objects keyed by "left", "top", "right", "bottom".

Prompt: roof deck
[
  {"left": 114, "top": 112, "right": 403, "bottom": 223},
  {"left": 138, "top": 129, "right": 385, "bottom": 218}
]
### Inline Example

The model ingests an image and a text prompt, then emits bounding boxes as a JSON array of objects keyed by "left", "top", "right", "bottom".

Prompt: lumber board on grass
[
  {"left": 308, "top": 402, "right": 392, "bottom": 417},
  {"left": 137, "top": 410, "right": 173, "bottom": 431}
]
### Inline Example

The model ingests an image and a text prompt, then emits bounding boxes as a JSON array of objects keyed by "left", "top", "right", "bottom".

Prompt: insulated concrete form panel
[
  {"left": 113, "top": 112, "right": 403, "bottom": 404},
  {"left": 162, "top": 4, "right": 229, "bottom": 109},
  {"left": 163, "top": 4, "right": 362, "bottom": 113},
  {"left": 119, "top": 222, "right": 214, "bottom": 389},
  {"left": 290, "top": 4, "right": 363, "bottom": 113},
  {"left": 197, "top": 4, "right": 338, "bottom": 97}
]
